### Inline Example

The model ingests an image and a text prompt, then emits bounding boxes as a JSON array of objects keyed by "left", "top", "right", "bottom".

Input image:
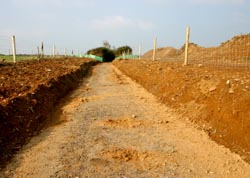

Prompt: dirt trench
[
  {"left": 1, "top": 63, "right": 250, "bottom": 178},
  {"left": 0, "top": 59, "right": 98, "bottom": 167}
]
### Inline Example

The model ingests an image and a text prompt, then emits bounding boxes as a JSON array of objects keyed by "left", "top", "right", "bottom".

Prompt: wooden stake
[
  {"left": 64, "top": 48, "right": 67, "bottom": 57},
  {"left": 123, "top": 51, "right": 125, "bottom": 59},
  {"left": 153, "top": 37, "right": 157, "bottom": 61},
  {"left": 139, "top": 45, "right": 141, "bottom": 60},
  {"left": 53, "top": 44, "right": 56, "bottom": 57},
  {"left": 41, "top": 42, "right": 44, "bottom": 58},
  {"left": 37, "top": 46, "right": 40, "bottom": 59},
  {"left": 184, "top": 26, "right": 190, "bottom": 65},
  {"left": 11, "top": 35, "right": 16, "bottom": 63}
]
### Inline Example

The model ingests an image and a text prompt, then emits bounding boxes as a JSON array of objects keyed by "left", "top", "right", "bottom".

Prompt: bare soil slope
[
  {"left": 0, "top": 58, "right": 97, "bottom": 167},
  {"left": 113, "top": 59, "right": 250, "bottom": 163},
  {"left": 142, "top": 47, "right": 178, "bottom": 59}
]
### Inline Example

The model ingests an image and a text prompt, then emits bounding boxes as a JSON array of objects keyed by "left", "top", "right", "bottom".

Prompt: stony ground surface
[{"left": 1, "top": 63, "right": 250, "bottom": 178}]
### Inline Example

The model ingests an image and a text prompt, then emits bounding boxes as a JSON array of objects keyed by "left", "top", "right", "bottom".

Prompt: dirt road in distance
[{"left": 1, "top": 63, "right": 250, "bottom": 178}]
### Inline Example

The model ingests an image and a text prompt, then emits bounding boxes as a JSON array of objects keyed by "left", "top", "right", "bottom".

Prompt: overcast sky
[{"left": 0, "top": 0, "right": 249, "bottom": 54}]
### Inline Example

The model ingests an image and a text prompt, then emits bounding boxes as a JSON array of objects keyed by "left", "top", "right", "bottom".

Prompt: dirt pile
[
  {"left": 0, "top": 58, "right": 98, "bottom": 167},
  {"left": 142, "top": 47, "right": 179, "bottom": 59},
  {"left": 113, "top": 59, "right": 250, "bottom": 163}
]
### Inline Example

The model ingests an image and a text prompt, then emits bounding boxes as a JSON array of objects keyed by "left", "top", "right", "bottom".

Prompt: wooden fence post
[
  {"left": 37, "top": 46, "right": 40, "bottom": 59},
  {"left": 139, "top": 45, "right": 141, "bottom": 60},
  {"left": 53, "top": 44, "right": 56, "bottom": 57},
  {"left": 153, "top": 37, "right": 157, "bottom": 61},
  {"left": 184, "top": 26, "right": 190, "bottom": 65},
  {"left": 11, "top": 35, "right": 16, "bottom": 63},
  {"left": 64, "top": 48, "right": 67, "bottom": 57},
  {"left": 41, "top": 42, "right": 44, "bottom": 58}
]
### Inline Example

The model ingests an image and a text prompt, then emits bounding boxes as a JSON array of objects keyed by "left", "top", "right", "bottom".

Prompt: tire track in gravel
[{"left": 1, "top": 63, "right": 250, "bottom": 178}]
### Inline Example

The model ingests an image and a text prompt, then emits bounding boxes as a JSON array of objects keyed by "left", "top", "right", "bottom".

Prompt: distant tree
[
  {"left": 87, "top": 44, "right": 133, "bottom": 61},
  {"left": 115, "top": 46, "right": 132, "bottom": 56},
  {"left": 87, "top": 47, "right": 115, "bottom": 62},
  {"left": 103, "top": 40, "right": 111, "bottom": 49}
]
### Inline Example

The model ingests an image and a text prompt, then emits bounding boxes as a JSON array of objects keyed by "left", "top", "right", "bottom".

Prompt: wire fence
[
  {"left": 1, "top": 31, "right": 250, "bottom": 68},
  {"left": 0, "top": 35, "right": 82, "bottom": 63},
  {"left": 183, "top": 34, "right": 250, "bottom": 69},
  {"left": 0, "top": 35, "right": 12, "bottom": 55},
  {"left": 142, "top": 33, "right": 250, "bottom": 70}
]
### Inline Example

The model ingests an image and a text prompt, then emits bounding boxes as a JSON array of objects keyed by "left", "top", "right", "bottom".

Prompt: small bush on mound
[{"left": 87, "top": 47, "right": 115, "bottom": 62}]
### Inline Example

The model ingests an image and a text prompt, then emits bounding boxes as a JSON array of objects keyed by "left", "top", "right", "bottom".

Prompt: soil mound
[{"left": 142, "top": 47, "right": 179, "bottom": 59}]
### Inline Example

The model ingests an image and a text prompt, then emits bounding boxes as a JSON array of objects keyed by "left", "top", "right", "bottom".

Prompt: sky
[{"left": 0, "top": 0, "right": 249, "bottom": 55}]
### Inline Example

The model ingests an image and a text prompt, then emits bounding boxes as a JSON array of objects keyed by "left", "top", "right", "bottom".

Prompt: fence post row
[
  {"left": 184, "top": 26, "right": 190, "bottom": 65},
  {"left": 11, "top": 35, "right": 16, "bottom": 63},
  {"left": 6, "top": 36, "right": 81, "bottom": 61}
]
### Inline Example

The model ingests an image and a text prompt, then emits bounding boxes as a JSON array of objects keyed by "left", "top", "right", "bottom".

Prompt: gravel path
[{"left": 1, "top": 63, "right": 250, "bottom": 178}]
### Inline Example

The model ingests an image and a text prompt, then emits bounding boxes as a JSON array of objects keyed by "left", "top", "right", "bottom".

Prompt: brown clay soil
[
  {"left": 113, "top": 59, "right": 250, "bottom": 164},
  {"left": 143, "top": 47, "right": 179, "bottom": 59},
  {"left": 1, "top": 63, "right": 250, "bottom": 177},
  {"left": 0, "top": 58, "right": 98, "bottom": 167}
]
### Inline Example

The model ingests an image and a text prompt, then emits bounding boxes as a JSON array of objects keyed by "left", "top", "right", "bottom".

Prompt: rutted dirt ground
[{"left": 1, "top": 63, "right": 250, "bottom": 177}]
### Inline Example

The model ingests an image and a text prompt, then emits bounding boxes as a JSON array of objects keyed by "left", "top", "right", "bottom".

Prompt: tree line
[{"left": 87, "top": 41, "right": 132, "bottom": 62}]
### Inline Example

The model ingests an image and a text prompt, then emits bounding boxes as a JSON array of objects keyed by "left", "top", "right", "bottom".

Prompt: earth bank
[
  {"left": 0, "top": 58, "right": 98, "bottom": 167},
  {"left": 113, "top": 59, "right": 250, "bottom": 163}
]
